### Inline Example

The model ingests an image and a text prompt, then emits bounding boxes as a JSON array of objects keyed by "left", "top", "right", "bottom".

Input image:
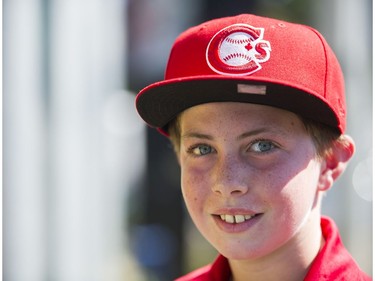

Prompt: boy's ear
[{"left": 318, "top": 135, "right": 355, "bottom": 191}]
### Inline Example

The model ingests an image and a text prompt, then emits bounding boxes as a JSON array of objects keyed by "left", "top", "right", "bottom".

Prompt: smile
[{"left": 219, "top": 214, "right": 256, "bottom": 224}]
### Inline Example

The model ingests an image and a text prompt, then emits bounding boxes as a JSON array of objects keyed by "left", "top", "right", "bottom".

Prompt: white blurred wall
[
  {"left": 4, "top": 0, "right": 146, "bottom": 280},
  {"left": 4, "top": 1, "right": 46, "bottom": 280}
]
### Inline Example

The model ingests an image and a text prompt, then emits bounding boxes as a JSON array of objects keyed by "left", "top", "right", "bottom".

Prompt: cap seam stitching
[{"left": 307, "top": 27, "right": 329, "bottom": 99}]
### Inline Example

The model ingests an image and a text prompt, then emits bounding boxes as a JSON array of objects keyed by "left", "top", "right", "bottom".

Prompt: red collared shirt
[{"left": 176, "top": 217, "right": 371, "bottom": 281}]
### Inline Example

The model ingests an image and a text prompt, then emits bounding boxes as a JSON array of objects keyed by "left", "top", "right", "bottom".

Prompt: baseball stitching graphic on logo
[{"left": 206, "top": 24, "right": 271, "bottom": 76}]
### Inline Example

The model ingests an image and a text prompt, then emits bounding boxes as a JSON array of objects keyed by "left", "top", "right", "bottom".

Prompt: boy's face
[{"left": 178, "top": 102, "right": 325, "bottom": 260}]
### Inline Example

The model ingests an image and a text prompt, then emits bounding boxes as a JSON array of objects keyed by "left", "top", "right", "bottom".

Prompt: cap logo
[{"left": 206, "top": 24, "right": 271, "bottom": 76}]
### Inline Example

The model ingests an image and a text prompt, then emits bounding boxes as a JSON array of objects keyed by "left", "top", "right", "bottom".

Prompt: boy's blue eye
[
  {"left": 191, "top": 144, "right": 214, "bottom": 156},
  {"left": 250, "top": 140, "right": 275, "bottom": 153}
]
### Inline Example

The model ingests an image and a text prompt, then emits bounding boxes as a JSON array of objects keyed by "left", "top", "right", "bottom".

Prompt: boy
[{"left": 135, "top": 14, "right": 371, "bottom": 281}]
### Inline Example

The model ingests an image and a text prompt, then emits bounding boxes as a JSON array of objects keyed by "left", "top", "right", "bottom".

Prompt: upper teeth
[{"left": 220, "top": 214, "right": 254, "bottom": 224}]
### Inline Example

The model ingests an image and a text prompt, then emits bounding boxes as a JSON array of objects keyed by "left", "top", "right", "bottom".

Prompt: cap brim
[{"left": 136, "top": 76, "right": 340, "bottom": 135}]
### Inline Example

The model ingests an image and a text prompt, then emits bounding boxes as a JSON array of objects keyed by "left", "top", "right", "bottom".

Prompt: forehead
[
  {"left": 179, "top": 102, "right": 304, "bottom": 133},
  {"left": 178, "top": 102, "right": 310, "bottom": 143}
]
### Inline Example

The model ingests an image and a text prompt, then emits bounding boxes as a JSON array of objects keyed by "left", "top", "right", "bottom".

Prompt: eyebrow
[
  {"left": 236, "top": 128, "right": 271, "bottom": 140},
  {"left": 181, "top": 132, "right": 214, "bottom": 140},
  {"left": 181, "top": 127, "right": 284, "bottom": 141}
]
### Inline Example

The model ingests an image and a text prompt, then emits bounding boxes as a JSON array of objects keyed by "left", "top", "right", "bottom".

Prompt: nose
[{"left": 211, "top": 154, "right": 249, "bottom": 197}]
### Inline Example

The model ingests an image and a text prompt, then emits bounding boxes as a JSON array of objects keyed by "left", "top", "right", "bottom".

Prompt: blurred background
[{"left": 3, "top": 0, "right": 372, "bottom": 280}]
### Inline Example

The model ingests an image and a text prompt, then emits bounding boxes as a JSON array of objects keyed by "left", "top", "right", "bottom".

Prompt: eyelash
[
  {"left": 186, "top": 139, "right": 278, "bottom": 157},
  {"left": 186, "top": 143, "right": 215, "bottom": 157},
  {"left": 248, "top": 139, "right": 277, "bottom": 154}
]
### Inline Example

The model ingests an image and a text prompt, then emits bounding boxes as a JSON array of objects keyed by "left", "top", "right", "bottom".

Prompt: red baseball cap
[{"left": 136, "top": 14, "right": 346, "bottom": 136}]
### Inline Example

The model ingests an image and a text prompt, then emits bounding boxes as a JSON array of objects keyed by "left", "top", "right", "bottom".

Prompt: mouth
[
  {"left": 212, "top": 211, "right": 262, "bottom": 233},
  {"left": 218, "top": 214, "right": 259, "bottom": 224}
]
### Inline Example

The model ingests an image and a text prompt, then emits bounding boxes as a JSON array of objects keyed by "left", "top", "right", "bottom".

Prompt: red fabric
[
  {"left": 304, "top": 217, "right": 371, "bottom": 281},
  {"left": 136, "top": 14, "right": 346, "bottom": 134},
  {"left": 175, "top": 217, "right": 371, "bottom": 281},
  {"left": 175, "top": 255, "right": 230, "bottom": 281}
]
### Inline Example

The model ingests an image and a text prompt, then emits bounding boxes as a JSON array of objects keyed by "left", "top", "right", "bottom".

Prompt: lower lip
[{"left": 213, "top": 214, "right": 262, "bottom": 233}]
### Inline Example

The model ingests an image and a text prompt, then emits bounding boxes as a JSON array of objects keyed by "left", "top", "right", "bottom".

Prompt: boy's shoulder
[{"left": 304, "top": 216, "right": 372, "bottom": 281}]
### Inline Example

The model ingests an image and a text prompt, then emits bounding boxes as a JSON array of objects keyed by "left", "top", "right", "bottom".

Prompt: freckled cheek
[
  {"left": 181, "top": 166, "right": 210, "bottom": 211},
  {"left": 266, "top": 164, "right": 320, "bottom": 220},
  {"left": 256, "top": 165, "right": 306, "bottom": 206}
]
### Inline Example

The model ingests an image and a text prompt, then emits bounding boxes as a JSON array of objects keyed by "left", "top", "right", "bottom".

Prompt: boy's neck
[{"left": 228, "top": 213, "right": 324, "bottom": 281}]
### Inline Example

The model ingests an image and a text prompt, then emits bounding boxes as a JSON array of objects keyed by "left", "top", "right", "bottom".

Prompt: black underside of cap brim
[{"left": 136, "top": 79, "right": 339, "bottom": 134}]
